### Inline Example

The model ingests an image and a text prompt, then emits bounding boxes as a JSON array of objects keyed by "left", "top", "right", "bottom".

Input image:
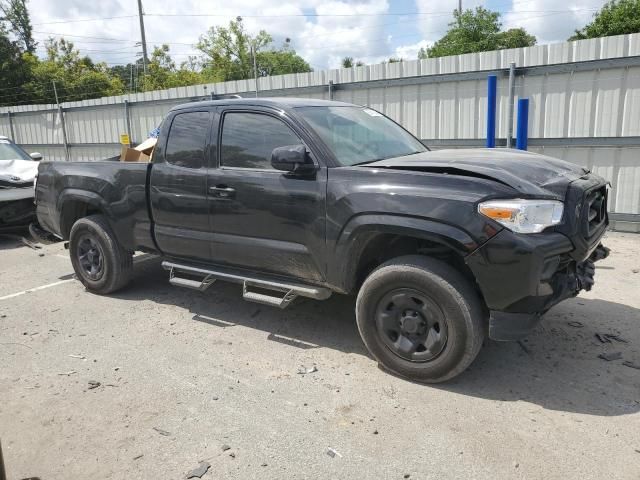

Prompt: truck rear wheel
[
  {"left": 69, "top": 214, "right": 133, "bottom": 294},
  {"left": 356, "top": 255, "right": 485, "bottom": 383}
]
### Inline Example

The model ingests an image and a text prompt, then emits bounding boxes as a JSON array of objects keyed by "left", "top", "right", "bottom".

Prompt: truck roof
[{"left": 170, "top": 97, "right": 355, "bottom": 112}]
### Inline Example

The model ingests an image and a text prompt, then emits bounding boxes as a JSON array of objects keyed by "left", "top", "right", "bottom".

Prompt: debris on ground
[
  {"left": 228, "top": 452, "right": 236, "bottom": 458},
  {"left": 622, "top": 361, "right": 640, "bottom": 370},
  {"left": 133, "top": 454, "right": 144, "bottom": 460},
  {"left": 186, "top": 461, "right": 210, "bottom": 479},
  {"left": 598, "top": 352, "right": 622, "bottom": 361},
  {"left": 212, "top": 396, "right": 219, "bottom": 401},
  {"left": 57, "top": 371, "right": 77, "bottom": 376},
  {"left": 68, "top": 354, "right": 86, "bottom": 359},
  {"left": 261, "top": 462, "right": 268, "bottom": 467},
  {"left": 567, "top": 321, "right": 584, "bottom": 328},
  {"left": 596, "top": 333, "right": 629, "bottom": 344},
  {"left": 297, "top": 366, "right": 318, "bottom": 374},
  {"left": 38, "top": 253, "right": 45, "bottom": 257},
  {"left": 153, "top": 427, "right": 171, "bottom": 436},
  {"left": 326, "top": 447, "right": 342, "bottom": 458},
  {"left": 605, "top": 334, "right": 628, "bottom": 343},
  {"left": 87, "top": 380, "right": 101, "bottom": 389},
  {"left": 20, "top": 237, "right": 42, "bottom": 250},
  {"left": 221, "top": 444, "right": 231, "bottom": 451}
]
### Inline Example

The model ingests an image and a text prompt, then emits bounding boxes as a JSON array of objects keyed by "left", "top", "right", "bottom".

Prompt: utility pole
[
  {"left": 458, "top": 0, "right": 462, "bottom": 15},
  {"left": 137, "top": 0, "right": 148, "bottom": 74},
  {"left": 251, "top": 43, "right": 259, "bottom": 98}
]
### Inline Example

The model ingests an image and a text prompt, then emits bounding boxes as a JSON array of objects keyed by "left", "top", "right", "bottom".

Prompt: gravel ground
[{"left": 1, "top": 230, "right": 639, "bottom": 480}]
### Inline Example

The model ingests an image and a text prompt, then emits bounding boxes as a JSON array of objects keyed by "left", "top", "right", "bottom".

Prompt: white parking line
[{"left": 0, "top": 278, "right": 76, "bottom": 301}]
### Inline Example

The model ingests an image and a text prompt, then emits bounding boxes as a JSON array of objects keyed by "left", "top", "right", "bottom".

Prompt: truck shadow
[
  {"left": 0, "top": 229, "right": 31, "bottom": 250},
  {"left": 114, "top": 257, "right": 640, "bottom": 417}
]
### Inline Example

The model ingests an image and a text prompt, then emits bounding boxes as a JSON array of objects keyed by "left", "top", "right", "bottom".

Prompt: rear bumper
[{"left": 466, "top": 228, "right": 610, "bottom": 341}]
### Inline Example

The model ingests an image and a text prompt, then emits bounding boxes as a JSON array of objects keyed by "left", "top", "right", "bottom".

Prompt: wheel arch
[
  {"left": 331, "top": 214, "right": 482, "bottom": 295},
  {"left": 57, "top": 189, "right": 110, "bottom": 239}
]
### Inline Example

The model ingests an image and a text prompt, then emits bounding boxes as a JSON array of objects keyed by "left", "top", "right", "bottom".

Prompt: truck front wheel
[
  {"left": 356, "top": 255, "right": 485, "bottom": 383},
  {"left": 69, "top": 214, "right": 133, "bottom": 294}
]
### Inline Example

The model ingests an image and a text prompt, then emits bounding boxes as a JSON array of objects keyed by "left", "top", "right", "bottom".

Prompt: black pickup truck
[{"left": 35, "top": 98, "right": 610, "bottom": 382}]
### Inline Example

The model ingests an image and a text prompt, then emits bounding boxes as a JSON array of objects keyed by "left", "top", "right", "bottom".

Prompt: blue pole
[
  {"left": 486, "top": 75, "right": 497, "bottom": 148},
  {"left": 516, "top": 98, "right": 529, "bottom": 151}
]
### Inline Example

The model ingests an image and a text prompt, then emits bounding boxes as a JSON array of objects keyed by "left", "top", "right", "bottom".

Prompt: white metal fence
[{"left": 1, "top": 33, "right": 639, "bottom": 228}]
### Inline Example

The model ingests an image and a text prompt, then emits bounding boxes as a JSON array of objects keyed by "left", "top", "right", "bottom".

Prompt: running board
[{"left": 162, "top": 261, "right": 331, "bottom": 308}]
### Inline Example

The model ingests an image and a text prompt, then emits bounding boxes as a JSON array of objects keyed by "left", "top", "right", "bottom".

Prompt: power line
[{"left": 32, "top": 15, "right": 137, "bottom": 26}]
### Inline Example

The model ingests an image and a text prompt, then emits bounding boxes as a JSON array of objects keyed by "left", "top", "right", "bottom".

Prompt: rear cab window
[{"left": 164, "top": 111, "right": 210, "bottom": 169}]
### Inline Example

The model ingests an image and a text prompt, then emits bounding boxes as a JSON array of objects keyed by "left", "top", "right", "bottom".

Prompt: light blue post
[
  {"left": 516, "top": 98, "right": 530, "bottom": 151},
  {"left": 486, "top": 75, "right": 497, "bottom": 148}
]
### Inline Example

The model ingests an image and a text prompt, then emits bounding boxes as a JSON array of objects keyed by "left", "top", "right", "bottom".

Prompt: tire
[
  {"left": 69, "top": 214, "right": 133, "bottom": 294},
  {"left": 356, "top": 255, "right": 485, "bottom": 383}
]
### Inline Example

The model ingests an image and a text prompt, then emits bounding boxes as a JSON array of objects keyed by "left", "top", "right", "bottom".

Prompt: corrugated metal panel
[{"left": 0, "top": 33, "right": 638, "bottom": 216}]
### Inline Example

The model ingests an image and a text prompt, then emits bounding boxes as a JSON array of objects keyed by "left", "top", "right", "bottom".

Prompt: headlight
[{"left": 478, "top": 199, "right": 564, "bottom": 233}]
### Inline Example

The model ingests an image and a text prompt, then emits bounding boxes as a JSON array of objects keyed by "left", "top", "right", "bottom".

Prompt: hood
[
  {"left": 0, "top": 159, "right": 39, "bottom": 185},
  {"left": 364, "top": 148, "right": 589, "bottom": 198}
]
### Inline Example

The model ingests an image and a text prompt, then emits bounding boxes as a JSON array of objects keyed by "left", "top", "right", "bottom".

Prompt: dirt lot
[{"left": 1, "top": 231, "right": 639, "bottom": 480}]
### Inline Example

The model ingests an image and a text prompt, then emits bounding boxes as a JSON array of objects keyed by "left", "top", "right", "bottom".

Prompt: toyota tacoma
[{"left": 34, "top": 98, "right": 610, "bottom": 382}]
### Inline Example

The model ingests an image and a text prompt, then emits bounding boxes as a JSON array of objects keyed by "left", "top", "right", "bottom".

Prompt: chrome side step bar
[{"left": 162, "top": 261, "right": 331, "bottom": 308}]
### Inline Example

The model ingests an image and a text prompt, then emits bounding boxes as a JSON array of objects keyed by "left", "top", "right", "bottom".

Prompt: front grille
[{"left": 583, "top": 186, "right": 607, "bottom": 239}]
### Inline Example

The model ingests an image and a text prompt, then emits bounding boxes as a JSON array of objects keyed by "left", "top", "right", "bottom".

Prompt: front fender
[{"left": 328, "top": 213, "right": 482, "bottom": 292}]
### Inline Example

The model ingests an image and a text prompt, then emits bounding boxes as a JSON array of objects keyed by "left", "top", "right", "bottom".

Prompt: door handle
[{"left": 210, "top": 185, "right": 236, "bottom": 198}]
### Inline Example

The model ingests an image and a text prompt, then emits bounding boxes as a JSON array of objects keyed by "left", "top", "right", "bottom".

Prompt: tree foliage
[
  {"left": 341, "top": 57, "right": 364, "bottom": 68},
  {"left": 419, "top": 7, "right": 536, "bottom": 58},
  {"left": 1, "top": 12, "right": 311, "bottom": 107},
  {"left": 570, "top": 0, "right": 640, "bottom": 40},
  {"left": 21, "top": 38, "right": 124, "bottom": 104},
  {"left": 0, "top": 0, "right": 35, "bottom": 52},
  {"left": 139, "top": 44, "right": 202, "bottom": 90},
  {"left": 196, "top": 18, "right": 311, "bottom": 82}
]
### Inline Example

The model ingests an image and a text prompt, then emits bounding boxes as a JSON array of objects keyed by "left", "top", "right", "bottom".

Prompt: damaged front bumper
[
  {"left": 0, "top": 195, "right": 36, "bottom": 230},
  {"left": 466, "top": 229, "right": 610, "bottom": 341}
]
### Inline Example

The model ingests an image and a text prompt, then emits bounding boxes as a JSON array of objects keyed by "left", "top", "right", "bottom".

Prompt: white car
[{"left": 0, "top": 136, "right": 42, "bottom": 230}]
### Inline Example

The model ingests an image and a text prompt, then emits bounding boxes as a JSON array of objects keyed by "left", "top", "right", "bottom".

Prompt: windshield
[
  {"left": 295, "top": 106, "right": 427, "bottom": 166},
  {"left": 0, "top": 139, "right": 32, "bottom": 161}
]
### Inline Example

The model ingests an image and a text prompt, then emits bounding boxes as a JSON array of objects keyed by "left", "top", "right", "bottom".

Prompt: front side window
[
  {"left": 220, "top": 112, "right": 301, "bottom": 170},
  {"left": 295, "top": 106, "right": 426, "bottom": 166},
  {"left": 165, "top": 112, "right": 210, "bottom": 169}
]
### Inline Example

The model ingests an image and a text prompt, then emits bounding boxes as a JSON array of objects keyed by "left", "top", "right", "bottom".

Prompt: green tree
[
  {"left": 419, "top": 7, "right": 536, "bottom": 58},
  {"left": 196, "top": 18, "right": 310, "bottom": 82},
  {"left": 0, "top": 0, "right": 34, "bottom": 106},
  {"left": 341, "top": 57, "right": 364, "bottom": 68},
  {"left": 498, "top": 28, "right": 537, "bottom": 49},
  {"left": 140, "top": 44, "right": 204, "bottom": 90},
  {"left": 570, "top": 0, "right": 640, "bottom": 40},
  {"left": 0, "top": 0, "right": 35, "bottom": 52},
  {"left": 23, "top": 38, "right": 124, "bottom": 104}
]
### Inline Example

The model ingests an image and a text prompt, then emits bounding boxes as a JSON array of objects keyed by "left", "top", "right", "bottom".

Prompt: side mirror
[
  {"left": 271, "top": 145, "right": 316, "bottom": 175},
  {"left": 30, "top": 152, "right": 43, "bottom": 161}
]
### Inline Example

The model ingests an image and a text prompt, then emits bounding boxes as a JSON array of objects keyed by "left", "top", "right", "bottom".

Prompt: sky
[{"left": 26, "top": 0, "right": 610, "bottom": 70}]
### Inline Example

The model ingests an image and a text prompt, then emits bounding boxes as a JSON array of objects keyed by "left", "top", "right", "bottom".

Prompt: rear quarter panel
[{"left": 36, "top": 161, "right": 154, "bottom": 251}]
